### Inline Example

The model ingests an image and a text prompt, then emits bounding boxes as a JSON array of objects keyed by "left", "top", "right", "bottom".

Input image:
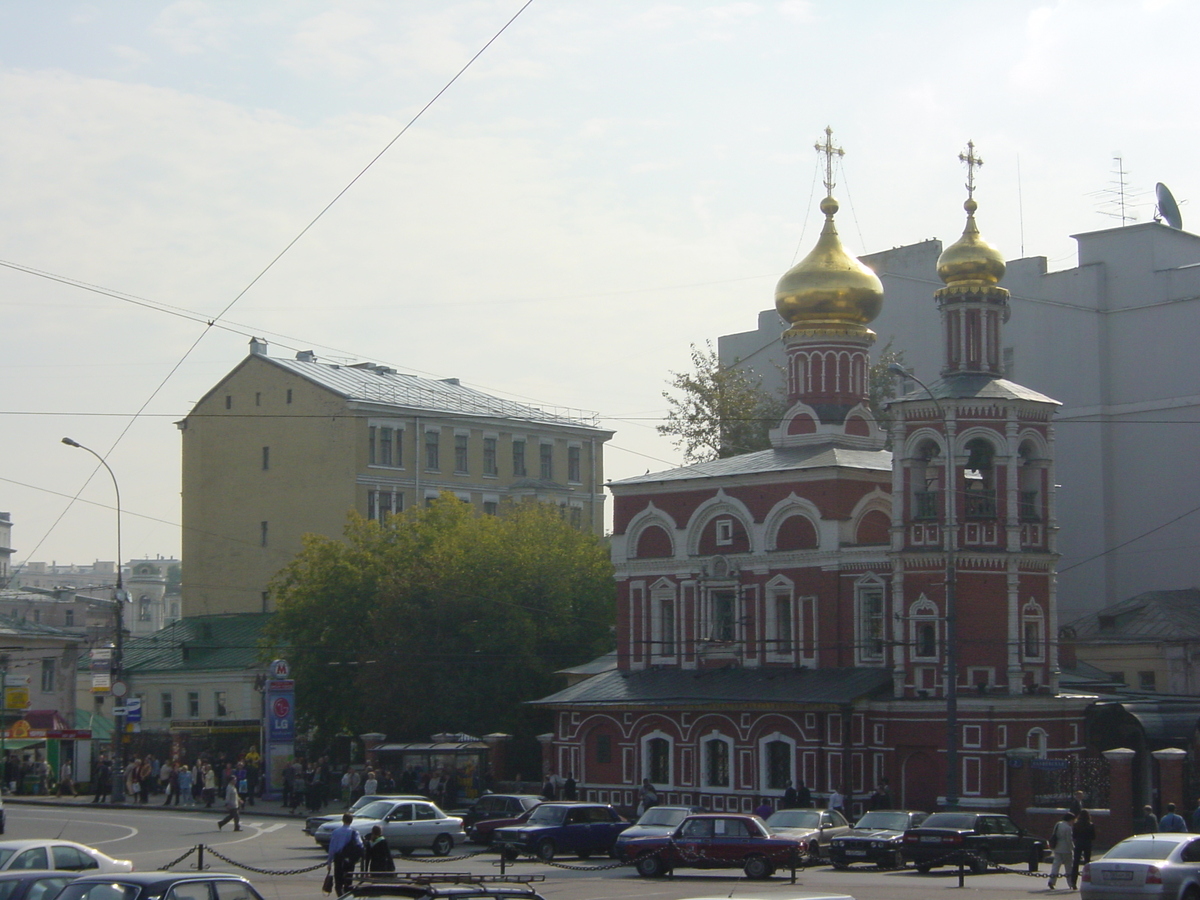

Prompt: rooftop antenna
[
  {"left": 1091, "top": 155, "right": 1146, "bottom": 226},
  {"left": 1154, "top": 182, "right": 1184, "bottom": 230}
]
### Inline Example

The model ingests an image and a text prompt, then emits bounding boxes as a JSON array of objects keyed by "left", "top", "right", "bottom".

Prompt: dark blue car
[{"left": 494, "top": 802, "right": 629, "bottom": 860}]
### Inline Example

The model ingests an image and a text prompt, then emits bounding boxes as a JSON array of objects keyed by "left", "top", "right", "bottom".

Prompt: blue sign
[
  {"left": 267, "top": 688, "right": 295, "bottom": 742},
  {"left": 1031, "top": 758, "right": 1069, "bottom": 770},
  {"left": 124, "top": 697, "right": 142, "bottom": 724}
]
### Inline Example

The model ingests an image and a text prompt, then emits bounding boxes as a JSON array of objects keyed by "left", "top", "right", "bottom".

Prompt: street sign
[
  {"left": 123, "top": 698, "right": 142, "bottom": 723},
  {"left": 110, "top": 681, "right": 128, "bottom": 698},
  {"left": 3, "top": 688, "right": 29, "bottom": 711},
  {"left": 270, "top": 659, "right": 290, "bottom": 679}
]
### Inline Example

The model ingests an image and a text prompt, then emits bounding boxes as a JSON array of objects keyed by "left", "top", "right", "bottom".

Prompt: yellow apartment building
[{"left": 180, "top": 339, "right": 613, "bottom": 615}]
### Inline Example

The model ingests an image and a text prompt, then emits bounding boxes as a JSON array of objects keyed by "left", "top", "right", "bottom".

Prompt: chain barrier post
[
  {"left": 957, "top": 851, "right": 965, "bottom": 888},
  {"left": 197, "top": 844, "right": 204, "bottom": 872}
]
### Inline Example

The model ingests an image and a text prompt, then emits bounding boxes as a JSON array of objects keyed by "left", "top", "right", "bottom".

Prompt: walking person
[
  {"left": 1138, "top": 804, "right": 1158, "bottom": 834},
  {"left": 91, "top": 758, "right": 111, "bottom": 804},
  {"left": 1048, "top": 812, "right": 1075, "bottom": 890},
  {"left": 217, "top": 776, "right": 243, "bottom": 831},
  {"left": 828, "top": 785, "right": 845, "bottom": 817},
  {"left": 1161, "top": 803, "right": 1188, "bottom": 832},
  {"left": 1070, "top": 808, "right": 1096, "bottom": 890},
  {"left": 364, "top": 824, "right": 395, "bottom": 873},
  {"left": 203, "top": 764, "right": 218, "bottom": 808},
  {"left": 638, "top": 779, "right": 659, "bottom": 816},
  {"left": 55, "top": 760, "right": 76, "bottom": 798},
  {"left": 177, "top": 765, "right": 193, "bottom": 806},
  {"left": 326, "top": 813, "right": 364, "bottom": 895}
]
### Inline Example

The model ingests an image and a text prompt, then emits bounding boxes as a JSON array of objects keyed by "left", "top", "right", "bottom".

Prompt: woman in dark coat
[
  {"left": 1070, "top": 808, "right": 1096, "bottom": 890},
  {"left": 364, "top": 825, "right": 395, "bottom": 873}
]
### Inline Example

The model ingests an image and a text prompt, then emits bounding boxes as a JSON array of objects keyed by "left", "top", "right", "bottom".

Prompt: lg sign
[{"left": 273, "top": 696, "right": 291, "bottom": 718}]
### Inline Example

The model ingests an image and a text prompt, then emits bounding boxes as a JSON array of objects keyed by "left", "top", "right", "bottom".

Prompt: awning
[{"left": 0, "top": 739, "right": 46, "bottom": 751}]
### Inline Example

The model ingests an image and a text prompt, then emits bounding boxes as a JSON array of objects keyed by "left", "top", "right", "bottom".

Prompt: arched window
[
  {"left": 963, "top": 438, "right": 997, "bottom": 519},
  {"left": 909, "top": 597, "right": 939, "bottom": 661},
  {"left": 1027, "top": 727, "right": 1048, "bottom": 759},
  {"left": 912, "top": 439, "right": 942, "bottom": 520},
  {"left": 1022, "top": 601, "right": 1044, "bottom": 660},
  {"left": 759, "top": 734, "right": 796, "bottom": 792},
  {"left": 855, "top": 578, "right": 886, "bottom": 664},
  {"left": 644, "top": 735, "right": 673, "bottom": 786},
  {"left": 702, "top": 734, "right": 733, "bottom": 789},
  {"left": 1018, "top": 441, "right": 1041, "bottom": 521}
]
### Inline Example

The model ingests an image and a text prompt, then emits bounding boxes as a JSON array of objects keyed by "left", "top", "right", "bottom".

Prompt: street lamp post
[
  {"left": 62, "top": 438, "right": 127, "bottom": 803},
  {"left": 889, "top": 365, "right": 959, "bottom": 810}
]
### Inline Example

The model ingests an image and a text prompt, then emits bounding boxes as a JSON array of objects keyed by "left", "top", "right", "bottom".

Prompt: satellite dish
[{"left": 1156, "top": 182, "right": 1183, "bottom": 230}]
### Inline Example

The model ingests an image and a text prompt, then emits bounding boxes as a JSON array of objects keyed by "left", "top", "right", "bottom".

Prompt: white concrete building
[{"left": 721, "top": 221, "right": 1200, "bottom": 619}]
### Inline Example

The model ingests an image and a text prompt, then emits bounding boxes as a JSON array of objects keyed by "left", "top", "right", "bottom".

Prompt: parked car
[
  {"left": 461, "top": 795, "right": 542, "bottom": 832},
  {"left": 0, "top": 841, "right": 132, "bottom": 874},
  {"left": 0, "top": 869, "right": 81, "bottom": 900},
  {"left": 336, "top": 872, "right": 547, "bottom": 900},
  {"left": 57, "top": 872, "right": 263, "bottom": 900},
  {"left": 613, "top": 805, "right": 704, "bottom": 853},
  {"left": 313, "top": 799, "right": 466, "bottom": 857},
  {"left": 764, "top": 808, "right": 851, "bottom": 861},
  {"left": 467, "top": 807, "right": 537, "bottom": 846},
  {"left": 829, "top": 809, "right": 928, "bottom": 869},
  {"left": 902, "top": 812, "right": 1044, "bottom": 874},
  {"left": 1081, "top": 833, "right": 1200, "bottom": 900},
  {"left": 306, "top": 795, "right": 427, "bottom": 835},
  {"left": 619, "top": 812, "right": 804, "bottom": 879},
  {"left": 493, "top": 802, "right": 629, "bottom": 861}
]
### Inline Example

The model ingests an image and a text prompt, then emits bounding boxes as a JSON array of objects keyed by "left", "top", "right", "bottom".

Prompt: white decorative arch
[
  {"left": 1026, "top": 727, "right": 1048, "bottom": 758},
  {"left": 686, "top": 490, "right": 756, "bottom": 557},
  {"left": 625, "top": 503, "right": 680, "bottom": 560},
  {"left": 1021, "top": 599, "right": 1045, "bottom": 661},
  {"left": 763, "top": 494, "right": 824, "bottom": 551},
  {"left": 1015, "top": 429, "right": 1051, "bottom": 460},
  {"left": 955, "top": 427, "right": 1006, "bottom": 461},
  {"left": 909, "top": 595, "right": 939, "bottom": 661},
  {"left": 841, "top": 401, "right": 882, "bottom": 440},
  {"left": 848, "top": 489, "right": 892, "bottom": 541},
  {"left": 899, "top": 427, "right": 948, "bottom": 460}
]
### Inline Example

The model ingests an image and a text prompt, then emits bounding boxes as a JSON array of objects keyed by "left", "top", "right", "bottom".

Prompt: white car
[
  {"left": 314, "top": 799, "right": 466, "bottom": 856},
  {"left": 0, "top": 840, "right": 133, "bottom": 873}
]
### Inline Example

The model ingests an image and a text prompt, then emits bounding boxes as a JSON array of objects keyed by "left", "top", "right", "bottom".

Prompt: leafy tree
[
  {"left": 264, "top": 497, "right": 614, "bottom": 749},
  {"left": 658, "top": 341, "right": 786, "bottom": 463}
]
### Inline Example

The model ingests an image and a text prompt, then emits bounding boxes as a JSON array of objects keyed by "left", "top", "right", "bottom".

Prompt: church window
[
  {"left": 856, "top": 582, "right": 886, "bottom": 663},
  {"left": 1021, "top": 601, "right": 1044, "bottom": 660},
  {"left": 1018, "top": 441, "right": 1041, "bottom": 521},
  {"left": 646, "top": 736, "right": 671, "bottom": 785},
  {"left": 652, "top": 583, "right": 676, "bottom": 657},
  {"left": 715, "top": 518, "right": 733, "bottom": 546},
  {"left": 703, "top": 737, "right": 731, "bottom": 788},
  {"left": 963, "top": 438, "right": 997, "bottom": 518},
  {"left": 596, "top": 733, "right": 612, "bottom": 764},
  {"left": 711, "top": 591, "right": 737, "bottom": 642},
  {"left": 762, "top": 738, "right": 793, "bottom": 790},
  {"left": 773, "top": 591, "right": 792, "bottom": 652},
  {"left": 916, "top": 623, "right": 937, "bottom": 659},
  {"left": 912, "top": 439, "right": 942, "bottom": 520}
]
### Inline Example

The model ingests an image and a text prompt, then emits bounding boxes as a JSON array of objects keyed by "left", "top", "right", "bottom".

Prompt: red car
[
  {"left": 617, "top": 813, "right": 804, "bottom": 879},
  {"left": 468, "top": 805, "right": 539, "bottom": 845}
]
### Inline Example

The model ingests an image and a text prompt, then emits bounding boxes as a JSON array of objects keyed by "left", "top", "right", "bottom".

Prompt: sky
[{"left": 1, "top": 0, "right": 1196, "bottom": 568}]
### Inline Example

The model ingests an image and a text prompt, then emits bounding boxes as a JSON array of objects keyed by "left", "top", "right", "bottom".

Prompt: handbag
[{"left": 322, "top": 871, "right": 334, "bottom": 894}]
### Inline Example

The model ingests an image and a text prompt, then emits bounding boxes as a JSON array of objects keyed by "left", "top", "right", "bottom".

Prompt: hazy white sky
[{"left": 2, "top": 0, "right": 1195, "bottom": 567}]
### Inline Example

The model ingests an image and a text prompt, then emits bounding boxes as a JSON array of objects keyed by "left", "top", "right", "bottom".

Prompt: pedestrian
[
  {"left": 828, "top": 785, "right": 845, "bottom": 816},
  {"left": 138, "top": 758, "right": 152, "bottom": 805},
  {"left": 363, "top": 770, "right": 378, "bottom": 796},
  {"left": 1070, "top": 808, "right": 1096, "bottom": 890},
  {"left": 1069, "top": 790, "right": 1086, "bottom": 816},
  {"left": 245, "top": 758, "right": 258, "bottom": 806},
  {"left": 177, "top": 765, "right": 193, "bottom": 806},
  {"left": 364, "top": 824, "right": 394, "bottom": 872},
  {"left": 203, "top": 764, "right": 218, "bottom": 808},
  {"left": 217, "top": 776, "right": 243, "bottom": 831},
  {"left": 796, "top": 780, "right": 812, "bottom": 808},
  {"left": 92, "top": 758, "right": 112, "bottom": 804},
  {"left": 1191, "top": 799, "right": 1200, "bottom": 833},
  {"left": 1161, "top": 802, "right": 1188, "bottom": 833},
  {"left": 327, "top": 813, "right": 364, "bottom": 895},
  {"left": 781, "top": 780, "right": 798, "bottom": 810},
  {"left": 563, "top": 772, "right": 577, "bottom": 801},
  {"left": 126, "top": 757, "right": 140, "bottom": 801},
  {"left": 872, "top": 778, "right": 893, "bottom": 810},
  {"left": 1138, "top": 804, "right": 1158, "bottom": 834},
  {"left": 754, "top": 796, "right": 773, "bottom": 819},
  {"left": 55, "top": 759, "right": 76, "bottom": 798},
  {"left": 541, "top": 774, "right": 556, "bottom": 801},
  {"left": 162, "top": 762, "right": 180, "bottom": 806},
  {"left": 1048, "top": 812, "right": 1075, "bottom": 890},
  {"left": 282, "top": 763, "right": 295, "bottom": 811},
  {"left": 638, "top": 779, "right": 659, "bottom": 816}
]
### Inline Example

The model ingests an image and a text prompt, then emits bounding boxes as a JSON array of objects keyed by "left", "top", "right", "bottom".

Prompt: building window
[
  {"left": 380, "top": 428, "right": 393, "bottom": 466},
  {"left": 379, "top": 491, "right": 392, "bottom": 520},
  {"left": 369, "top": 427, "right": 376, "bottom": 465},
  {"left": 652, "top": 585, "right": 675, "bottom": 657},
  {"left": 1139, "top": 671, "right": 1157, "bottom": 691},
  {"left": 917, "top": 623, "right": 937, "bottom": 658},
  {"left": 540, "top": 443, "right": 553, "bottom": 480},
  {"left": 703, "top": 737, "right": 730, "bottom": 788},
  {"left": 569, "top": 506, "right": 582, "bottom": 529},
  {"left": 1022, "top": 601, "right": 1044, "bottom": 660},
  {"left": 161, "top": 692, "right": 173, "bottom": 719},
  {"left": 455, "top": 434, "right": 469, "bottom": 474},
  {"left": 764, "top": 739, "right": 791, "bottom": 790},
  {"left": 225, "top": 395, "right": 231, "bottom": 409},
  {"left": 139, "top": 598, "right": 152, "bottom": 622},
  {"left": 214, "top": 691, "right": 228, "bottom": 717},
  {"left": 773, "top": 591, "right": 792, "bottom": 652},
  {"left": 260, "top": 521, "right": 268, "bottom": 547},
  {"left": 568, "top": 446, "right": 581, "bottom": 483},
  {"left": 513, "top": 441, "right": 527, "bottom": 477},
  {"left": 963, "top": 438, "right": 997, "bottom": 518},
  {"left": 483, "top": 501, "right": 498, "bottom": 516},
  {"left": 262, "top": 446, "right": 270, "bottom": 470},
  {"left": 912, "top": 439, "right": 942, "bottom": 520},
  {"left": 715, "top": 519, "right": 733, "bottom": 546},
  {"left": 1108, "top": 671, "right": 1125, "bottom": 685},
  {"left": 711, "top": 590, "right": 736, "bottom": 641},
  {"left": 425, "top": 431, "right": 439, "bottom": 470},
  {"left": 483, "top": 438, "right": 497, "bottom": 476},
  {"left": 857, "top": 582, "right": 885, "bottom": 662},
  {"left": 187, "top": 691, "right": 200, "bottom": 717},
  {"left": 64, "top": 609, "right": 74, "bottom": 627},
  {"left": 367, "top": 490, "right": 376, "bottom": 520},
  {"left": 596, "top": 733, "right": 612, "bottom": 764},
  {"left": 40, "top": 658, "right": 54, "bottom": 693},
  {"left": 286, "top": 388, "right": 292, "bottom": 404},
  {"left": 646, "top": 736, "right": 671, "bottom": 785}
]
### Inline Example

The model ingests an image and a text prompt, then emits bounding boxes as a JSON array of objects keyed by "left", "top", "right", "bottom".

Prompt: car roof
[
  {"left": 0, "top": 840, "right": 96, "bottom": 850},
  {"left": 0, "top": 870, "right": 73, "bottom": 880},
  {"left": 71, "top": 872, "right": 249, "bottom": 885},
  {"left": 477, "top": 794, "right": 541, "bottom": 801},
  {"left": 534, "top": 802, "right": 611, "bottom": 808}
]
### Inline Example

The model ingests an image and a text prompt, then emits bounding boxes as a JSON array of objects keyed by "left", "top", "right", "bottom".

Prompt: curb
[{"left": 5, "top": 797, "right": 309, "bottom": 820}]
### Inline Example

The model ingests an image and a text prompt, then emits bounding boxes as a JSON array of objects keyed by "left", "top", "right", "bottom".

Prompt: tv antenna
[
  {"left": 1154, "top": 182, "right": 1184, "bottom": 230},
  {"left": 1091, "top": 155, "right": 1147, "bottom": 226}
]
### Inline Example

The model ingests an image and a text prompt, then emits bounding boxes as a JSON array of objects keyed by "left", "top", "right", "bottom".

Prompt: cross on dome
[
  {"left": 815, "top": 126, "right": 844, "bottom": 196},
  {"left": 959, "top": 140, "right": 983, "bottom": 201}
]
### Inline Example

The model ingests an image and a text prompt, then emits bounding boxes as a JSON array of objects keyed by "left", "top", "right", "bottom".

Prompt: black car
[
  {"left": 829, "top": 810, "right": 927, "bottom": 869},
  {"left": 338, "top": 872, "right": 546, "bottom": 900},
  {"left": 902, "top": 812, "right": 1045, "bottom": 874},
  {"left": 0, "top": 869, "right": 80, "bottom": 900},
  {"left": 461, "top": 795, "right": 542, "bottom": 832},
  {"left": 55, "top": 871, "right": 265, "bottom": 900}
]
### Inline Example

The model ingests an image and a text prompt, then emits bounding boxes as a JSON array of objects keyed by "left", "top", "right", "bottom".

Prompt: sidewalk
[{"left": 5, "top": 792, "right": 335, "bottom": 820}]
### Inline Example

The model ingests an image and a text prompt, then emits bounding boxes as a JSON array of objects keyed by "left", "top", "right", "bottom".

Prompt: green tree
[
  {"left": 264, "top": 497, "right": 614, "bottom": 748},
  {"left": 658, "top": 341, "right": 786, "bottom": 463}
]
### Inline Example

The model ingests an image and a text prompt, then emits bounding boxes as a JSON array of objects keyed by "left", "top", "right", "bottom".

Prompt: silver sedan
[
  {"left": 1082, "top": 833, "right": 1200, "bottom": 900},
  {"left": 314, "top": 799, "right": 466, "bottom": 856}
]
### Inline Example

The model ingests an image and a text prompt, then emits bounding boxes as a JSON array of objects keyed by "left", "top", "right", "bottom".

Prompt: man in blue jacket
[{"left": 327, "top": 813, "right": 364, "bottom": 895}]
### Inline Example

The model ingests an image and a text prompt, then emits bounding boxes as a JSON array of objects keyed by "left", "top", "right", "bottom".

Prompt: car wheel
[
  {"left": 536, "top": 839, "right": 556, "bottom": 861},
  {"left": 916, "top": 864, "right": 932, "bottom": 874},
  {"left": 577, "top": 849, "right": 591, "bottom": 859},
  {"left": 636, "top": 855, "right": 665, "bottom": 877},
  {"left": 888, "top": 850, "right": 905, "bottom": 869},
  {"left": 1181, "top": 886, "right": 1200, "bottom": 900},
  {"left": 744, "top": 855, "right": 773, "bottom": 880},
  {"left": 431, "top": 834, "right": 454, "bottom": 857},
  {"left": 806, "top": 841, "right": 821, "bottom": 866},
  {"left": 399, "top": 847, "right": 413, "bottom": 857}
]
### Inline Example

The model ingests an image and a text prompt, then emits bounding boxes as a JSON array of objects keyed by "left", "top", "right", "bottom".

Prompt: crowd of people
[
  {"left": 87, "top": 749, "right": 263, "bottom": 809},
  {"left": 281, "top": 759, "right": 489, "bottom": 815}
]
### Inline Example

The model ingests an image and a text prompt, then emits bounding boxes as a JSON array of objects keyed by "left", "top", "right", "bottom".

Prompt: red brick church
[{"left": 534, "top": 138, "right": 1100, "bottom": 817}]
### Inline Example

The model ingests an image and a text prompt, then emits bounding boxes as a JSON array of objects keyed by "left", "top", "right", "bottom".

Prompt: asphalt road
[{"left": 5, "top": 801, "right": 1061, "bottom": 900}]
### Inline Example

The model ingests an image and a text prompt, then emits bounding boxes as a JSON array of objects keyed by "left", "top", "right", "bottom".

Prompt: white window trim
[
  {"left": 641, "top": 731, "right": 675, "bottom": 788},
  {"left": 909, "top": 596, "right": 939, "bottom": 662},
  {"left": 854, "top": 576, "right": 887, "bottom": 666},
  {"left": 650, "top": 580, "right": 677, "bottom": 662},
  {"left": 700, "top": 731, "right": 736, "bottom": 792},
  {"left": 1021, "top": 600, "right": 1046, "bottom": 661},
  {"left": 758, "top": 731, "right": 797, "bottom": 794},
  {"left": 715, "top": 518, "right": 734, "bottom": 546},
  {"left": 765, "top": 576, "right": 795, "bottom": 661}
]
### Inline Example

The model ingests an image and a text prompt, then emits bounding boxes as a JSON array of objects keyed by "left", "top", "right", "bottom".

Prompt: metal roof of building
[
  {"left": 554, "top": 652, "right": 618, "bottom": 678},
  {"left": 529, "top": 665, "right": 893, "bottom": 708},
  {"left": 1063, "top": 589, "right": 1200, "bottom": 643},
  {"left": 265, "top": 355, "right": 606, "bottom": 431},
  {"left": 891, "top": 373, "right": 1060, "bottom": 406},
  {"left": 610, "top": 444, "right": 891, "bottom": 488},
  {"left": 0, "top": 608, "right": 82, "bottom": 642}
]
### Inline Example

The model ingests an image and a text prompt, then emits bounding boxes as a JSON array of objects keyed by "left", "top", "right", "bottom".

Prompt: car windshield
[
  {"left": 767, "top": 811, "right": 820, "bottom": 829},
  {"left": 637, "top": 808, "right": 689, "bottom": 827},
  {"left": 350, "top": 796, "right": 381, "bottom": 811},
  {"left": 526, "top": 807, "right": 568, "bottom": 826},
  {"left": 854, "top": 812, "right": 914, "bottom": 831},
  {"left": 353, "top": 801, "right": 394, "bottom": 820},
  {"left": 921, "top": 813, "right": 977, "bottom": 829},
  {"left": 54, "top": 884, "right": 142, "bottom": 900},
  {"left": 1104, "top": 840, "right": 1178, "bottom": 861},
  {"left": 0, "top": 851, "right": 13, "bottom": 868}
]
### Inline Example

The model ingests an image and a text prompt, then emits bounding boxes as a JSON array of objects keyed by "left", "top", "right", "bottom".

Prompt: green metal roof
[{"left": 77, "top": 613, "right": 272, "bottom": 675}]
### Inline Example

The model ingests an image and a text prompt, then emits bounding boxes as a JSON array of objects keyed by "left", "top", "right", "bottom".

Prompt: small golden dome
[
  {"left": 775, "top": 195, "right": 883, "bottom": 333},
  {"left": 937, "top": 198, "right": 1006, "bottom": 287}
]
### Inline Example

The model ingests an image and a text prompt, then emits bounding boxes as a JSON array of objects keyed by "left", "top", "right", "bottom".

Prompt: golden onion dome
[
  {"left": 937, "top": 198, "right": 1006, "bottom": 287},
  {"left": 775, "top": 195, "right": 883, "bottom": 333}
]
